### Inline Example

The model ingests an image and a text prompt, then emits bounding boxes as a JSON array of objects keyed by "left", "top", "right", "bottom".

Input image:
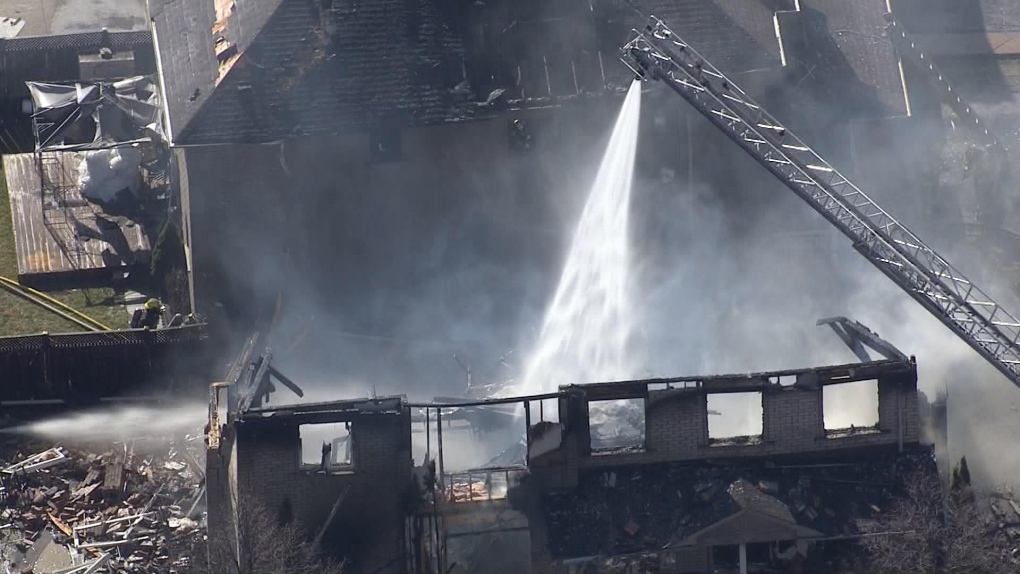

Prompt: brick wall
[
  {"left": 205, "top": 427, "right": 236, "bottom": 562},
  {"left": 525, "top": 365, "right": 922, "bottom": 573},
  {"left": 763, "top": 384, "right": 823, "bottom": 451},
  {"left": 209, "top": 410, "right": 412, "bottom": 573},
  {"left": 646, "top": 389, "right": 707, "bottom": 456},
  {"left": 555, "top": 367, "right": 922, "bottom": 471}
]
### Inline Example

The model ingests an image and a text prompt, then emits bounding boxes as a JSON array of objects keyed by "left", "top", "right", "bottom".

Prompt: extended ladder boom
[{"left": 621, "top": 17, "right": 1020, "bottom": 387}]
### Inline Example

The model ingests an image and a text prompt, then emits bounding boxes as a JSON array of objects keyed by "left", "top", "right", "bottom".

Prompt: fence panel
[{"left": 0, "top": 325, "right": 210, "bottom": 403}]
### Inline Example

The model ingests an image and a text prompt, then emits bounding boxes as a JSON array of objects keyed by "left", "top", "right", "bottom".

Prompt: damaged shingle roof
[
  {"left": 148, "top": 0, "right": 220, "bottom": 144},
  {"left": 154, "top": 0, "right": 798, "bottom": 145},
  {"left": 151, "top": 0, "right": 479, "bottom": 145},
  {"left": 799, "top": 0, "right": 908, "bottom": 115},
  {"left": 152, "top": 0, "right": 908, "bottom": 144},
  {"left": 629, "top": 0, "right": 787, "bottom": 75}
]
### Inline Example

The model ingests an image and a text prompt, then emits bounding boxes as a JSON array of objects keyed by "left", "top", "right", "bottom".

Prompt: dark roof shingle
[
  {"left": 155, "top": 0, "right": 907, "bottom": 143},
  {"left": 892, "top": 0, "right": 1020, "bottom": 34},
  {"left": 801, "top": 0, "right": 908, "bottom": 115},
  {"left": 168, "top": 0, "right": 480, "bottom": 144},
  {"left": 149, "top": 0, "right": 221, "bottom": 143}
]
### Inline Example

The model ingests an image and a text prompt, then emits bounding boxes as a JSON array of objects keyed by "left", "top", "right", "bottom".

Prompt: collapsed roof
[{"left": 27, "top": 75, "right": 164, "bottom": 151}]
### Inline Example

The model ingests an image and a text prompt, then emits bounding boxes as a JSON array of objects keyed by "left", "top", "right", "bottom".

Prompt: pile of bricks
[{"left": 0, "top": 439, "right": 207, "bottom": 573}]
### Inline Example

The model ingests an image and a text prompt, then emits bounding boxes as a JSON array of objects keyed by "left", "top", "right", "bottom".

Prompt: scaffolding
[{"left": 27, "top": 76, "right": 167, "bottom": 272}]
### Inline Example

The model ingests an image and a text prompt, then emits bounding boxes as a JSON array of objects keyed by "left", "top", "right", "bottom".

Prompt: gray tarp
[{"left": 27, "top": 75, "right": 164, "bottom": 151}]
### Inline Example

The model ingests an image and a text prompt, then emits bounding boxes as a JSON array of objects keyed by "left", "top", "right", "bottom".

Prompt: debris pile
[
  {"left": 988, "top": 489, "right": 1020, "bottom": 550},
  {"left": 448, "top": 481, "right": 490, "bottom": 502},
  {"left": 0, "top": 439, "right": 207, "bottom": 573},
  {"left": 543, "top": 450, "right": 938, "bottom": 559}
]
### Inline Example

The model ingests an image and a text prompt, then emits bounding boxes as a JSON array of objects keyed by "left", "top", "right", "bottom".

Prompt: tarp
[
  {"left": 27, "top": 75, "right": 164, "bottom": 151},
  {"left": 77, "top": 147, "right": 143, "bottom": 202}
]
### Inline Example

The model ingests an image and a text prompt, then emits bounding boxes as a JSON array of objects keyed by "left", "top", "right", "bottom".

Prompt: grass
[{"left": 0, "top": 161, "right": 130, "bottom": 337}]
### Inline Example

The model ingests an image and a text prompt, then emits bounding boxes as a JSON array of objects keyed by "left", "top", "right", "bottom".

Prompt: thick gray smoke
[{"left": 180, "top": 3, "right": 1020, "bottom": 486}]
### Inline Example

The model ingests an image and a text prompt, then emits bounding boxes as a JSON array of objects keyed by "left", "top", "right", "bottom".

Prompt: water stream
[{"left": 519, "top": 81, "right": 644, "bottom": 403}]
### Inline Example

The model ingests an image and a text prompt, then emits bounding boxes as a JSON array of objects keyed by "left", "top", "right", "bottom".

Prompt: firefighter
[
  {"left": 510, "top": 118, "right": 532, "bottom": 150},
  {"left": 130, "top": 298, "right": 165, "bottom": 329}
]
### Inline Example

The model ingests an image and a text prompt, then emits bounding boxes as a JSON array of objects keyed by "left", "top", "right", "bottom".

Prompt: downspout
[{"left": 150, "top": 19, "right": 175, "bottom": 146}]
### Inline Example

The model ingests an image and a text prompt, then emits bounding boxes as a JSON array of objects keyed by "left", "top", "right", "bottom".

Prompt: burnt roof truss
[
  {"left": 818, "top": 316, "right": 908, "bottom": 363},
  {"left": 234, "top": 351, "right": 305, "bottom": 414}
]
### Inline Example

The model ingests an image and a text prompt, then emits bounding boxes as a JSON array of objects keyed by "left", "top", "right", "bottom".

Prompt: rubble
[
  {"left": 448, "top": 481, "right": 490, "bottom": 502},
  {"left": 0, "top": 438, "right": 206, "bottom": 573},
  {"left": 543, "top": 450, "right": 939, "bottom": 559}
]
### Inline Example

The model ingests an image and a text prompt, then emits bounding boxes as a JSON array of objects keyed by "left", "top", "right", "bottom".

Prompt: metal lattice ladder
[
  {"left": 621, "top": 17, "right": 1020, "bottom": 387},
  {"left": 38, "top": 151, "right": 86, "bottom": 270}
]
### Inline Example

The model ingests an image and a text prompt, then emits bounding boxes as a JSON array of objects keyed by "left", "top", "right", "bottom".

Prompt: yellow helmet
[{"left": 145, "top": 298, "right": 163, "bottom": 311}]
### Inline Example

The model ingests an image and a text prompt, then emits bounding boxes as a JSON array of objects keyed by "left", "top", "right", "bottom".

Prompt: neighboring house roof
[
  {"left": 0, "top": 0, "right": 147, "bottom": 37},
  {"left": 0, "top": 30, "right": 151, "bottom": 52},
  {"left": 154, "top": 0, "right": 797, "bottom": 145},
  {"left": 795, "top": 0, "right": 907, "bottom": 115},
  {"left": 891, "top": 0, "right": 1020, "bottom": 34},
  {"left": 148, "top": 0, "right": 223, "bottom": 145},
  {"left": 153, "top": 0, "right": 908, "bottom": 145},
  {"left": 152, "top": 0, "right": 480, "bottom": 145},
  {"left": 889, "top": 0, "right": 1020, "bottom": 103},
  {"left": 630, "top": 0, "right": 788, "bottom": 75}
]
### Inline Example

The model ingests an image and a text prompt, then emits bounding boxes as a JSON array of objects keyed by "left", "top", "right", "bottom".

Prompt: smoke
[
  {"left": 175, "top": 2, "right": 1020, "bottom": 487},
  {"left": 623, "top": 86, "right": 1017, "bottom": 440},
  {"left": 187, "top": 102, "right": 618, "bottom": 403}
]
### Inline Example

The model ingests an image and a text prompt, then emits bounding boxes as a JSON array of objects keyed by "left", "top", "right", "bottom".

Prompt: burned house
[
  {"left": 205, "top": 351, "right": 415, "bottom": 573},
  {"left": 522, "top": 358, "right": 925, "bottom": 573},
  {"left": 206, "top": 394, "right": 413, "bottom": 572},
  {"left": 206, "top": 340, "right": 935, "bottom": 573}
]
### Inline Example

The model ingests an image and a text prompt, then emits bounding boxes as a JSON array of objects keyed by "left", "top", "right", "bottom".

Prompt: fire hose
[{"left": 0, "top": 275, "right": 111, "bottom": 332}]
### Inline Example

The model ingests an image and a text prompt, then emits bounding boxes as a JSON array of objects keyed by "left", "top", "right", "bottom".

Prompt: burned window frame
[
  {"left": 821, "top": 378, "right": 882, "bottom": 437},
  {"left": 586, "top": 397, "right": 647, "bottom": 453},
  {"left": 298, "top": 421, "right": 355, "bottom": 473},
  {"left": 706, "top": 390, "right": 764, "bottom": 447}
]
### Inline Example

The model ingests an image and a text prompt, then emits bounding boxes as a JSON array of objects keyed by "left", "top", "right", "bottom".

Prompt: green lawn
[{"left": 0, "top": 162, "right": 129, "bottom": 337}]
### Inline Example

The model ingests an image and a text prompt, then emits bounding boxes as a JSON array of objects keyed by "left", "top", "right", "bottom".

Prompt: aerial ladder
[{"left": 620, "top": 17, "right": 1020, "bottom": 388}]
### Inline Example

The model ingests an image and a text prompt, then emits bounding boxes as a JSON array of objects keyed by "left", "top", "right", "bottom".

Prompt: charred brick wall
[
  {"left": 208, "top": 410, "right": 412, "bottom": 573},
  {"left": 551, "top": 365, "right": 921, "bottom": 470},
  {"left": 526, "top": 364, "right": 922, "bottom": 573},
  {"left": 645, "top": 390, "right": 707, "bottom": 455}
]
